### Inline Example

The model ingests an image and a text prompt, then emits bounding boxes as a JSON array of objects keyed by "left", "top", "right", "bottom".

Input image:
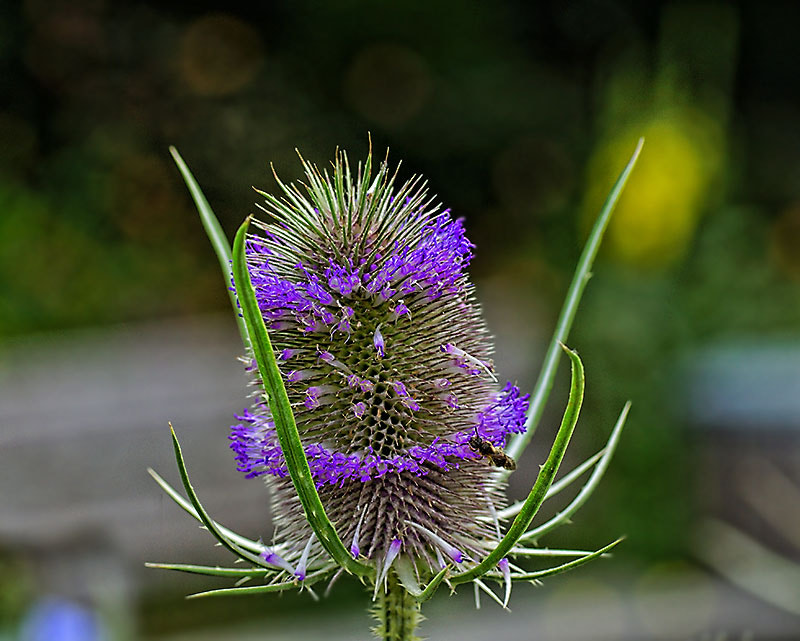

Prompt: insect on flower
[
  {"left": 468, "top": 432, "right": 517, "bottom": 470},
  {"left": 150, "top": 138, "right": 643, "bottom": 640}
]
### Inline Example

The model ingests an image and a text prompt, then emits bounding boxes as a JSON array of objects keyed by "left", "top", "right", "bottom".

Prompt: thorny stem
[{"left": 371, "top": 573, "right": 423, "bottom": 641}]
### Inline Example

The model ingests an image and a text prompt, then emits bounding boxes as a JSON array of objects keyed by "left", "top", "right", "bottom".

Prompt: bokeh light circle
[
  {"left": 180, "top": 13, "right": 264, "bottom": 97},
  {"left": 343, "top": 44, "right": 432, "bottom": 128}
]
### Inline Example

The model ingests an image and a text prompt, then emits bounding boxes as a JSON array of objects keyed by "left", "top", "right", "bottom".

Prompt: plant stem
[{"left": 371, "top": 573, "right": 423, "bottom": 641}]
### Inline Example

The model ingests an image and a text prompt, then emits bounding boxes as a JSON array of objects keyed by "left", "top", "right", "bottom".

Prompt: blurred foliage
[
  {"left": 0, "top": 548, "right": 33, "bottom": 632},
  {"left": 3, "top": 0, "right": 800, "bottom": 628}
]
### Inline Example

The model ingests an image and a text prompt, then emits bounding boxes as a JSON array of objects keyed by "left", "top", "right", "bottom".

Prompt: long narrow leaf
[
  {"left": 231, "top": 218, "right": 372, "bottom": 578},
  {"left": 510, "top": 548, "right": 611, "bottom": 558},
  {"left": 414, "top": 566, "right": 450, "bottom": 603},
  {"left": 506, "top": 139, "right": 643, "bottom": 462},
  {"left": 507, "top": 538, "right": 623, "bottom": 582},
  {"left": 169, "top": 146, "right": 250, "bottom": 350},
  {"left": 451, "top": 344, "right": 585, "bottom": 585},
  {"left": 147, "top": 468, "right": 267, "bottom": 554},
  {"left": 168, "top": 425, "right": 274, "bottom": 569},
  {"left": 518, "top": 401, "right": 630, "bottom": 544},
  {"left": 474, "top": 578, "right": 506, "bottom": 609},
  {"left": 497, "top": 448, "right": 606, "bottom": 521},
  {"left": 186, "top": 572, "right": 328, "bottom": 599},
  {"left": 145, "top": 563, "right": 273, "bottom": 578}
]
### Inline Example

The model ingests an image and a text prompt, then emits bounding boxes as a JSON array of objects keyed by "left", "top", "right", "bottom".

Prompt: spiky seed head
[{"left": 230, "top": 148, "right": 529, "bottom": 588}]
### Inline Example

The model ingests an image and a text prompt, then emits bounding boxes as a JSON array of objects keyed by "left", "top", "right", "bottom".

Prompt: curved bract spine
[
  {"left": 506, "top": 138, "right": 643, "bottom": 462},
  {"left": 452, "top": 344, "right": 584, "bottom": 586},
  {"left": 232, "top": 218, "right": 373, "bottom": 579}
]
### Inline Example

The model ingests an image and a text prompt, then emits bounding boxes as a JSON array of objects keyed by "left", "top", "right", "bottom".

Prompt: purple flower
[{"left": 229, "top": 149, "right": 529, "bottom": 585}]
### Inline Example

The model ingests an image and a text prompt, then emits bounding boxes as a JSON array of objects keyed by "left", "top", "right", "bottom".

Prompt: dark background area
[{"left": 2, "top": 0, "right": 800, "bottom": 639}]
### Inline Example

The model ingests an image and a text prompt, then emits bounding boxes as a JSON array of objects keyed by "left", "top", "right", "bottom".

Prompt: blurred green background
[{"left": 2, "top": 0, "right": 800, "bottom": 639}]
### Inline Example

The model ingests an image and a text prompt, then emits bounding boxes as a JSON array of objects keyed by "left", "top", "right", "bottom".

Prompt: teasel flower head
[
  {"left": 229, "top": 149, "right": 531, "bottom": 589},
  {"left": 151, "top": 141, "right": 642, "bottom": 636}
]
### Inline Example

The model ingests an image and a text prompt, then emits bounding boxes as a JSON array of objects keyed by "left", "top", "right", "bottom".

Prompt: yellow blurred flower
[{"left": 583, "top": 112, "right": 724, "bottom": 269}]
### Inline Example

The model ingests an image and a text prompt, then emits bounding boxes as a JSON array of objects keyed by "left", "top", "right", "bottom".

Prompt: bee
[{"left": 468, "top": 434, "right": 516, "bottom": 470}]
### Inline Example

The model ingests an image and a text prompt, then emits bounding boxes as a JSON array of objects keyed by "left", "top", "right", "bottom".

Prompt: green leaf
[
  {"left": 231, "top": 218, "right": 372, "bottom": 578},
  {"left": 474, "top": 578, "right": 507, "bottom": 609},
  {"left": 509, "top": 547, "right": 613, "bottom": 558},
  {"left": 414, "top": 566, "right": 450, "bottom": 603},
  {"left": 497, "top": 448, "right": 606, "bottom": 521},
  {"left": 518, "top": 401, "right": 630, "bottom": 544},
  {"left": 544, "top": 449, "right": 606, "bottom": 501},
  {"left": 147, "top": 468, "right": 267, "bottom": 554},
  {"left": 507, "top": 538, "right": 624, "bottom": 582},
  {"left": 505, "top": 139, "right": 643, "bottom": 462},
  {"left": 168, "top": 424, "right": 274, "bottom": 569},
  {"left": 169, "top": 146, "right": 250, "bottom": 351},
  {"left": 451, "top": 344, "right": 585, "bottom": 585},
  {"left": 186, "top": 572, "right": 328, "bottom": 599},
  {"left": 145, "top": 563, "right": 275, "bottom": 578}
]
